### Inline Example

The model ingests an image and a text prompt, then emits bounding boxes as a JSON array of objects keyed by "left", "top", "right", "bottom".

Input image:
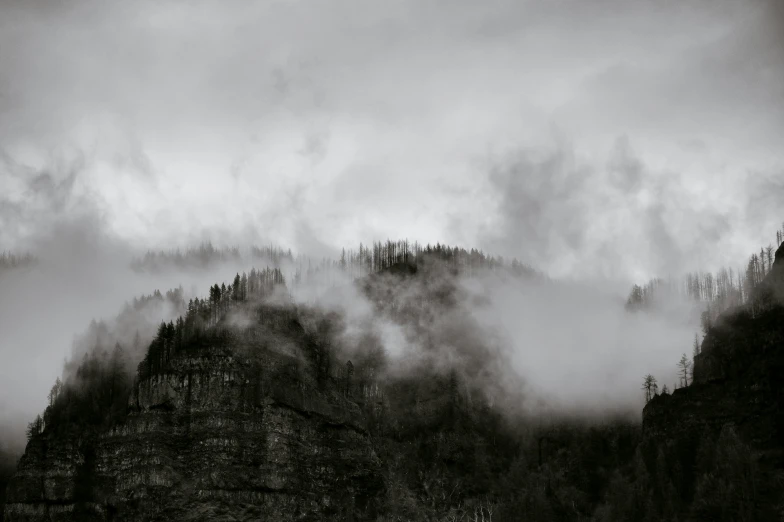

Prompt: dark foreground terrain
[{"left": 2, "top": 243, "right": 783, "bottom": 521}]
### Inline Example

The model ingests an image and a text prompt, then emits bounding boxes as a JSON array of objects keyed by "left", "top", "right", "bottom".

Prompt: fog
[
  {"left": 0, "top": 209, "right": 281, "bottom": 445},
  {"left": 461, "top": 271, "right": 698, "bottom": 415},
  {"left": 1, "top": 0, "right": 783, "bottom": 447}
]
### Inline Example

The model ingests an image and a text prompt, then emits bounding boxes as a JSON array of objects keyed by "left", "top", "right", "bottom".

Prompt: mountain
[
  {"left": 2, "top": 243, "right": 784, "bottom": 521},
  {"left": 4, "top": 273, "right": 383, "bottom": 521},
  {"left": 639, "top": 241, "right": 784, "bottom": 520}
]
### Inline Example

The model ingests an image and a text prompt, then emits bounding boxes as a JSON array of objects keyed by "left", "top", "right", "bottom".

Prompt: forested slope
[{"left": 2, "top": 239, "right": 783, "bottom": 520}]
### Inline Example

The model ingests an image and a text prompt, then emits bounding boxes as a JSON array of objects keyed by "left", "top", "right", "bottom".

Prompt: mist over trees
[
  {"left": 19, "top": 226, "right": 782, "bottom": 445},
  {"left": 21, "top": 239, "right": 542, "bottom": 447},
  {"left": 23, "top": 287, "right": 186, "bottom": 440},
  {"left": 131, "top": 239, "right": 536, "bottom": 283},
  {"left": 626, "top": 225, "right": 784, "bottom": 323},
  {"left": 130, "top": 242, "right": 294, "bottom": 272},
  {"left": 638, "top": 222, "right": 782, "bottom": 399},
  {"left": 6, "top": 227, "right": 783, "bottom": 521},
  {"left": 0, "top": 252, "right": 37, "bottom": 274},
  {"left": 16, "top": 230, "right": 728, "bottom": 448}
]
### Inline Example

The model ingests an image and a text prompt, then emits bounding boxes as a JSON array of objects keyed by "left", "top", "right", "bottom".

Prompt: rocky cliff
[
  {"left": 5, "top": 244, "right": 784, "bottom": 521},
  {"left": 4, "top": 307, "right": 382, "bottom": 521},
  {"left": 641, "top": 242, "right": 784, "bottom": 519}
]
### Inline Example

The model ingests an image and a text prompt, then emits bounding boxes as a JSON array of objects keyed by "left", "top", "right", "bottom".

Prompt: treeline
[
  {"left": 26, "top": 288, "right": 186, "bottom": 440},
  {"left": 337, "top": 240, "right": 531, "bottom": 277},
  {"left": 627, "top": 223, "right": 783, "bottom": 333},
  {"left": 131, "top": 239, "right": 536, "bottom": 282},
  {"left": 641, "top": 348, "right": 695, "bottom": 403},
  {"left": 130, "top": 242, "right": 294, "bottom": 272},
  {"left": 31, "top": 237, "right": 531, "bottom": 439},
  {"left": 137, "top": 267, "right": 286, "bottom": 381},
  {"left": 27, "top": 239, "right": 536, "bottom": 441},
  {"left": 640, "top": 223, "right": 782, "bottom": 401},
  {"left": 288, "top": 240, "right": 537, "bottom": 295},
  {"left": 0, "top": 251, "right": 37, "bottom": 272}
]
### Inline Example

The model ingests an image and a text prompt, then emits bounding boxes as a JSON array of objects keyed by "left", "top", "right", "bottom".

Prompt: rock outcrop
[
  {"left": 642, "top": 242, "right": 784, "bottom": 518},
  {"left": 4, "top": 309, "right": 382, "bottom": 521}
]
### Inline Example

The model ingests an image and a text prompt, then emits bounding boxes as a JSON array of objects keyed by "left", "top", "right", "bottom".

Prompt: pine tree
[
  {"left": 26, "top": 414, "right": 43, "bottom": 440},
  {"left": 233, "top": 274, "right": 241, "bottom": 301},
  {"left": 642, "top": 374, "right": 657, "bottom": 402},
  {"left": 678, "top": 353, "right": 692, "bottom": 387},
  {"left": 48, "top": 377, "right": 63, "bottom": 407},
  {"left": 626, "top": 285, "right": 644, "bottom": 311}
]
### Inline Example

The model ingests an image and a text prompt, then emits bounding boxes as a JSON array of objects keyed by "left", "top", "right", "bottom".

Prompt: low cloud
[{"left": 0, "top": 0, "right": 781, "bottom": 454}]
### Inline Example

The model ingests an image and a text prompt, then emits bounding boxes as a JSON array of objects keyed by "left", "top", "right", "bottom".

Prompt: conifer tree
[
  {"left": 642, "top": 374, "right": 657, "bottom": 402},
  {"left": 233, "top": 274, "right": 241, "bottom": 301},
  {"left": 48, "top": 377, "right": 62, "bottom": 407},
  {"left": 678, "top": 353, "right": 692, "bottom": 387}
]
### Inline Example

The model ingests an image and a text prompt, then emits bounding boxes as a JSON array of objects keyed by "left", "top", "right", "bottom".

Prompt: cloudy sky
[
  {"left": 1, "top": 0, "right": 783, "bottom": 440},
  {"left": 2, "top": 0, "right": 783, "bottom": 280}
]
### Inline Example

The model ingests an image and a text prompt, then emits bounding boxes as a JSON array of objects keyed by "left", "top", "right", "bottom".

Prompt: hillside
[
  {"left": 2, "top": 243, "right": 784, "bottom": 521},
  {"left": 639, "top": 241, "right": 784, "bottom": 520}
]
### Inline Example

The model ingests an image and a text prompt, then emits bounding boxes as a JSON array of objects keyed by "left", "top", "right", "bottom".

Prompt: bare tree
[
  {"left": 678, "top": 353, "right": 692, "bottom": 387},
  {"left": 642, "top": 374, "right": 658, "bottom": 402}
]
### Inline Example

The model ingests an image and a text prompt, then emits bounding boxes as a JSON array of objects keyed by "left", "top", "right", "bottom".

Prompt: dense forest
[
  {"left": 132, "top": 240, "right": 537, "bottom": 282},
  {"left": 22, "top": 287, "right": 187, "bottom": 442},
  {"left": 4, "top": 230, "right": 783, "bottom": 520},
  {"left": 129, "top": 243, "right": 294, "bottom": 272},
  {"left": 27, "top": 240, "right": 537, "bottom": 441}
]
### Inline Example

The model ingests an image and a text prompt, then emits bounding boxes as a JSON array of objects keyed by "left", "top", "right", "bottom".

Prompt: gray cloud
[
  {"left": 478, "top": 137, "right": 773, "bottom": 281},
  {"left": 1, "top": 0, "right": 781, "bottom": 264}
]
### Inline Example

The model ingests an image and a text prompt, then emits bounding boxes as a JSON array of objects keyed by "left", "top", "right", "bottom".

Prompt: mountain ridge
[{"left": 2, "top": 241, "right": 784, "bottom": 520}]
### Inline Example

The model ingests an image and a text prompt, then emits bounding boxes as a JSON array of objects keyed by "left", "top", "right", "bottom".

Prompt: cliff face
[
  {"left": 642, "top": 242, "right": 784, "bottom": 518},
  {"left": 5, "top": 244, "right": 784, "bottom": 521},
  {"left": 4, "top": 310, "right": 382, "bottom": 521}
]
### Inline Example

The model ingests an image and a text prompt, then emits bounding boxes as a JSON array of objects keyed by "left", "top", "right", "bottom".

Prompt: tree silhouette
[
  {"left": 626, "top": 223, "right": 783, "bottom": 327},
  {"left": 48, "top": 377, "right": 63, "bottom": 407},
  {"left": 642, "top": 374, "right": 658, "bottom": 402},
  {"left": 677, "top": 354, "right": 692, "bottom": 388},
  {"left": 233, "top": 273, "right": 241, "bottom": 301},
  {"left": 26, "top": 415, "right": 43, "bottom": 441}
]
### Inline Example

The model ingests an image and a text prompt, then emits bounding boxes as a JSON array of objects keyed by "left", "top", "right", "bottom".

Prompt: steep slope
[
  {"left": 5, "top": 243, "right": 784, "bottom": 521},
  {"left": 641, "top": 242, "right": 784, "bottom": 519},
  {"left": 4, "top": 305, "right": 382, "bottom": 521}
]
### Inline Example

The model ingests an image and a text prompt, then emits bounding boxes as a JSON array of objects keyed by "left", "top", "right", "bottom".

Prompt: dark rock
[
  {"left": 642, "top": 242, "right": 784, "bottom": 518},
  {"left": 4, "top": 317, "right": 382, "bottom": 521}
]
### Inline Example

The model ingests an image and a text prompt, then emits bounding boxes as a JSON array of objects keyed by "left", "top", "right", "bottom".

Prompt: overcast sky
[{"left": 2, "top": 0, "right": 783, "bottom": 280}]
